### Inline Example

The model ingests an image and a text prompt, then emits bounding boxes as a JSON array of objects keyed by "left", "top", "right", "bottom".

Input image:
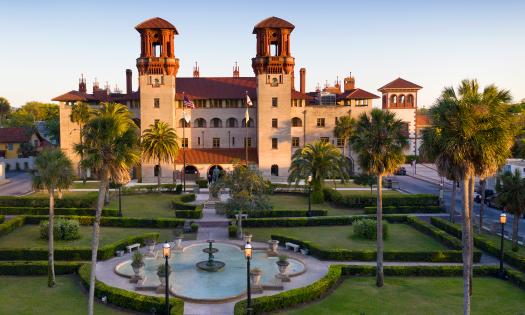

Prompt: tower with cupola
[
  {"left": 136, "top": 17, "right": 180, "bottom": 182},
  {"left": 252, "top": 17, "right": 295, "bottom": 178}
]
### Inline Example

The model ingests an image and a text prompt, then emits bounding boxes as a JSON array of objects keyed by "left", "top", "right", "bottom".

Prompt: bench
[
  {"left": 285, "top": 242, "right": 300, "bottom": 252},
  {"left": 126, "top": 243, "right": 140, "bottom": 253}
]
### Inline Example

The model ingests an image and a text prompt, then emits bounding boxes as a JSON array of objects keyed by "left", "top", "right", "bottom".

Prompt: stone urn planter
[
  {"left": 130, "top": 251, "right": 145, "bottom": 283},
  {"left": 267, "top": 240, "right": 279, "bottom": 257},
  {"left": 174, "top": 236, "right": 183, "bottom": 250},
  {"left": 244, "top": 234, "right": 253, "bottom": 244},
  {"left": 250, "top": 267, "right": 263, "bottom": 293},
  {"left": 145, "top": 239, "right": 156, "bottom": 257},
  {"left": 156, "top": 264, "right": 172, "bottom": 293},
  {"left": 275, "top": 255, "right": 290, "bottom": 282}
]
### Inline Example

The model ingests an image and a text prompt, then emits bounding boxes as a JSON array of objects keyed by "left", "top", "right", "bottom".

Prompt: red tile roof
[
  {"left": 378, "top": 78, "right": 422, "bottom": 91},
  {"left": 416, "top": 114, "right": 432, "bottom": 127},
  {"left": 135, "top": 17, "right": 178, "bottom": 33},
  {"left": 174, "top": 148, "right": 258, "bottom": 164},
  {"left": 339, "top": 88, "right": 380, "bottom": 100},
  {"left": 0, "top": 127, "right": 32, "bottom": 143},
  {"left": 253, "top": 17, "right": 294, "bottom": 33}
]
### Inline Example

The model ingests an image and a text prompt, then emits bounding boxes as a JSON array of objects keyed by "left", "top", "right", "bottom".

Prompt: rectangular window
[
  {"left": 272, "top": 118, "right": 278, "bottom": 128},
  {"left": 213, "top": 138, "right": 220, "bottom": 148},
  {"left": 292, "top": 137, "right": 300, "bottom": 147},
  {"left": 211, "top": 99, "right": 222, "bottom": 108},
  {"left": 7, "top": 143, "right": 13, "bottom": 150},
  {"left": 244, "top": 137, "right": 252, "bottom": 148},
  {"left": 336, "top": 138, "right": 344, "bottom": 147},
  {"left": 320, "top": 137, "right": 330, "bottom": 143},
  {"left": 198, "top": 137, "right": 201, "bottom": 146},
  {"left": 272, "top": 97, "right": 278, "bottom": 107},
  {"left": 154, "top": 98, "right": 160, "bottom": 108},
  {"left": 317, "top": 118, "right": 325, "bottom": 127},
  {"left": 232, "top": 137, "right": 235, "bottom": 146},
  {"left": 272, "top": 138, "right": 278, "bottom": 149},
  {"left": 182, "top": 138, "right": 188, "bottom": 148}
]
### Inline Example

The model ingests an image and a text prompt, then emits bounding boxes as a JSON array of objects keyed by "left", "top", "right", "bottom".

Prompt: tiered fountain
[{"left": 196, "top": 240, "right": 226, "bottom": 272}]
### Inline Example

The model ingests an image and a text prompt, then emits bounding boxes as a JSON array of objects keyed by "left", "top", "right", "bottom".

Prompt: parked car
[
  {"left": 484, "top": 193, "right": 503, "bottom": 210},
  {"left": 394, "top": 167, "right": 407, "bottom": 176},
  {"left": 475, "top": 189, "right": 494, "bottom": 203}
]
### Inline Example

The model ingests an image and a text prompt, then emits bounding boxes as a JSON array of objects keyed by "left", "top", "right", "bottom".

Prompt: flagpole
[
  {"left": 245, "top": 91, "right": 249, "bottom": 167},
  {"left": 182, "top": 92, "right": 186, "bottom": 193}
]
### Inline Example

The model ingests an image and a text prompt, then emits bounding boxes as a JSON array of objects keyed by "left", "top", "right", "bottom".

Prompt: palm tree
[
  {"left": 350, "top": 109, "right": 408, "bottom": 287},
  {"left": 32, "top": 148, "right": 74, "bottom": 287},
  {"left": 496, "top": 170, "right": 525, "bottom": 251},
  {"left": 141, "top": 121, "right": 179, "bottom": 192},
  {"left": 70, "top": 102, "right": 92, "bottom": 183},
  {"left": 74, "top": 103, "right": 140, "bottom": 315},
  {"left": 0, "top": 97, "right": 10, "bottom": 127},
  {"left": 288, "top": 141, "right": 349, "bottom": 203},
  {"left": 334, "top": 115, "right": 356, "bottom": 173}
]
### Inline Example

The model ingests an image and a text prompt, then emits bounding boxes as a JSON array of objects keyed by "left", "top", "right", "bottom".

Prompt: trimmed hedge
[
  {"left": 234, "top": 265, "right": 342, "bottom": 315},
  {"left": 79, "top": 264, "right": 183, "bottom": 315},
  {"left": 242, "top": 214, "right": 408, "bottom": 228},
  {"left": 363, "top": 206, "right": 444, "bottom": 214},
  {"left": 431, "top": 217, "right": 525, "bottom": 273},
  {"left": 196, "top": 179, "right": 208, "bottom": 188},
  {"left": 228, "top": 225, "right": 237, "bottom": 237},
  {"left": 0, "top": 232, "right": 159, "bottom": 261},
  {"left": 175, "top": 208, "right": 203, "bottom": 219},
  {"left": 171, "top": 194, "right": 202, "bottom": 219},
  {"left": 121, "top": 184, "right": 182, "bottom": 195},
  {"left": 23, "top": 215, "right": 186, "bottom": 228},
  {"left": 0, "top": 215, "right": 4, "bottom": 224},
  {"left": 0, "top": 216, "right": 25, "bottom": 237},
  {"left": 0, "top": 207, "right": 118, "bottom": 217},
  {"left": 323, "top": 188, "right": 439, "bottom": 208},
  {"left": 234, "top": 264, "right": 523, "bottom": 315},
  {"left": 0, "top": 195, "right": 97, "bottom": 208},
  {"left": 0, "top": 261, "right": 82, "bottom": 275},
  {"left": 226, "top": 209, "right": 327, "bottom": 218}
]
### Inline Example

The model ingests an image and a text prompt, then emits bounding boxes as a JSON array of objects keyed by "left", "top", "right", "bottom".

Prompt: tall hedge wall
[
  {"left": 0, "top": 207, "right": 118, "bottom": 217},
  {"left": 323, "top": 188, "right": 439, "bottom": 208},
  {"left": 0, "top": 195, "right": 97, "bottom": 208}
]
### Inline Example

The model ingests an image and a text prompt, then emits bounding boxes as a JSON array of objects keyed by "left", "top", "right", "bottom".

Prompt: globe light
[
  {"left": 163, "top": 242, "right": 171, "bottom": 258},
  {"left": 244, "top": 242, "right": 252, "bottom": 260},
  {"left": 500, "top": 213, "right": 507, "bottom": 225}
]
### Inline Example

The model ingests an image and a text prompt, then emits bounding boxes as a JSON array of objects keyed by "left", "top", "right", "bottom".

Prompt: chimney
[
  {"left": 193, "top": 62, "right": 200, "bottom": 78},
  {"left": 79, "top": 74, "right": 86, "bottom": 93},
  {"left": 93, "top": 78, "right": 99, "bottom": 93},
  {"left": 233, "top": 61, "right": 239, "bottom": 78},
  {"left": 299, "top": 68, "right": 306, "bottom": 94},
  {"left": 344, "top": 72, "right": 355, "bottom": 92},
  {"left": 126, "top": 69, "right": 132, "bottom": 94}
]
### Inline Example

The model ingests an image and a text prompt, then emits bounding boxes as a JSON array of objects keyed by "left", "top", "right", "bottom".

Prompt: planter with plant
[
  {"left": 267, "top": 239, "right": 279, "bottom": 257},
  {"left": 130, "top": 251, "right": 145, "bottom": 282},
  {"left": 250, "top": 267, "right": 263, "bottom": 292},
  {"left": 157, "top": 263, "right": 172, "bottom": 288},
  {"left": 276, "top": 255, "right": 290, "bottom": 282}
]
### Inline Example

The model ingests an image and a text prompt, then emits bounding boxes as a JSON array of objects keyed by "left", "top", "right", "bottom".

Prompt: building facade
[{"left": 54, "top": 17, "right": 424, "bottom": 182}]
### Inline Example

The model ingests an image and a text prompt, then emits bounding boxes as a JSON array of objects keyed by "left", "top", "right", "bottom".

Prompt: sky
[{"left": 0, "top": 0, "right": 524, "bottom": 108}]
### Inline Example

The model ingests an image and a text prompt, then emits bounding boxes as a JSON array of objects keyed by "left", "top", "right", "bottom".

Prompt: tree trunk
[
  {"left": 158, "top": 157, "right": 162, "bottom": 194},
  {"left": 376, "top": 174, "right": 384, "bottom": 287},
  {"left": 469, "top": 176, "right": 474, "bottom": 297},
  {"left": 462, "top": 178, "right": 472, "bottom": 315},
  {"left": 478, "top": 179, "right": 486, "bottom": 234},
  {"left": 48, "top": 188, "right": 56, "bottom": 287},
  {"left": 451, "top": 181, "right": 456, "bottom": 223},
  {"left": 513, "top": 212, "right": 519, "bottom": 251},
  {"left": 104, "top": 185, "right": 110, "bottom": 205},
  {"left": 87, "top": 170, "right": 109, "bottom": 315},
  {"left": 80, "top": 126, "right": 86, "bottom": 184}
]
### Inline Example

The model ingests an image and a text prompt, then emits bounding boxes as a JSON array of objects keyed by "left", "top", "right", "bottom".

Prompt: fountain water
[{"left": 196, "top": 240, "right": 226, "bottom": 272}]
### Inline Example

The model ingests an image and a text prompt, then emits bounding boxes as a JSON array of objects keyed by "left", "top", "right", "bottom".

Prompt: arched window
[
  {"left": 179, "top": 118, "right": 190, "bottom": 128},
  {"left": 291, "top": 117, "right": 302, "bottom": 127},
  {"left": 399, "top": 95, "right": 405, "bottom": 104},
  {"left": 242, "top": 118, "right": 254, "bottom": 128},
  {"left": 390, "top": 95, "right": 397, "bottom": 106},
  {"left": 271, "top": 164, "right": 279, "bottom": 176},
  {"left": 194, "top": 118, "right": 207, "bottom": 128},
  {"left": 407, "top": 94, "right": 414, "bottom": 105},
  {"left": 210, "top": 118, "right": 223, "bottom": 128},
  {"left": 226, "top": 118, "right": 239, "bottom": 128}
]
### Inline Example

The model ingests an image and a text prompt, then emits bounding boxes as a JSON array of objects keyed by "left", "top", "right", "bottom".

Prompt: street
[
  {"left": 393, "top": 174, "right": 525, "bottom": 239},
  {"left": 0, "top": 172, "right": 33, "bottom": 196}
]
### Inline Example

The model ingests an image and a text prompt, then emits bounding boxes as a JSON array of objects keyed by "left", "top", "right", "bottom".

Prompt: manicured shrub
[
  {"left": 0, "top": 215, "right": 4, "bottom": 224},
  {"left": 353, "top": 219, "right": 388, "bottom": 240},
  {"left": 363, "top": 206, "right": 444, "bottom": 214},
  {"left": 196, "top": 179, "right": 208, "bottom": 188},
  {"left": 78, "top": 264, "right": 183, "bottom": 314},
  {"left": 172, "top": 194, "right": 197, "bottom": 210},
  {"left": 311, "top": 189, "right": 324, "bottom": 204},
  {"left": 175, "top": 207, "right": 203, "bottom": 219},
  {"left": 228, "top": 225, "right": 238, "bottom": 238},
  {"left": 0, "top": 207, "right": 118, "bottom": 217},
  {"left": 0, "top": 261, "right": 82, "bottom": 275},
  {"left": 39, "top": 219, "right": 81, "bottom": 241},
  {"left": 0, "top": 216, "right": 25, "bottom": 237},
  {"left": 175, "top": 184, "right": 183, "bottom": 194},
  {"left": 190, "top": 223, "right": 199, "bottom": 233},
  {"left": 323, "top": 188, "right": 438, "bottom": 208}
]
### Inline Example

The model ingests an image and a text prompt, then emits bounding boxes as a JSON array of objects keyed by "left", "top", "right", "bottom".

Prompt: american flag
[{"left": 183, "top": 95, "right": 195, "bottom": 109}]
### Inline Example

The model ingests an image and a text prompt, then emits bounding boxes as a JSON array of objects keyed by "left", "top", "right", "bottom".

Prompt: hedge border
[
  {"left": 363, "top": 206, "right": 444, "bottom": 214},
  {"left": 0, "top": 231, "right": 160, "bottom": 261},
  {"left": 0, "top": 215, "right": 4, "bottom": 224},
  {"left": 23, "top": 215, "right": 186, "bottom": 228},
  {"left": 0, "top": 207, "right": 118, "bottom": 217},
  {"left": 431, "top": 217, "right": 525, "bottom": 273},
  {"left": 0, "top": 195, "right": 97, "bottom": 208},
  {"left": 0, "top": 261, "right": 82, "bottom": 275},
  {"left": 234, "top": 265, "right": 524, "bottom": 315},
  {"left": 323, "top": 188, "right": 439, "bottom": 208},
  {"left": 226, "top": 209, "right": 328, "bottom": 218},
  {"left": 79, "top": 264, "right": 183, "bottom": 315},
  {"left": 0, "top": 216, "right": 25, "bottom": 237}
]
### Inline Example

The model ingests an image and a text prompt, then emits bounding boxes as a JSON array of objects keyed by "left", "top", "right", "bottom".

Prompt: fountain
[{"left": 196, "top": 240, "right": 226, "bottom": 272}]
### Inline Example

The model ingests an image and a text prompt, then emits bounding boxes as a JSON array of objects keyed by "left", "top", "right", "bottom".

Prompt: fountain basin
[{"left": 115, "top": 242, "right": 305, "bottom": 302}]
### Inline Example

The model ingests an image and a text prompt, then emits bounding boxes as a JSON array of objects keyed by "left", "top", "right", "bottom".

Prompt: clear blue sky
[{"left": 1, "top": 0, "right": 524, "bottom": 108}]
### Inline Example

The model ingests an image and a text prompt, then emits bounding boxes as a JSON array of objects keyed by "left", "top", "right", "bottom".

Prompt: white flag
[
  {"left": 245, "top": 107, "right": 250, "bottom": 124},
  {"left": 246, "top": 94, "right": 253, "bottom": 107},
  {"left": 182, "top": 111, "right": 191, "bottom": 124}
]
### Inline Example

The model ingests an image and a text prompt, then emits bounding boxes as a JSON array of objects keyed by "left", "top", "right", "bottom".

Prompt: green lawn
[
  {"left": 108, "top": 193, "right": 178, "bottom": 218},
  {"left": 478, "top": 230, "right": 525, "bottom": 255},
  {"left": 245, "top": 224, "right": 447, "bottom": 251},
  {"left": 0, "top": 275, "right": 132, "bottom": 315},
  {"left": 285, "top": 276, "right": 525, "bottom": 315},
  {"left": 268, "top": 194, "right": 363, "bottom": 216},
  {"left": 0, "top": 225, "right": 195, "bottom": 249},
  {"left": 71, "top": 181, "right": 101, "bottom": 189}
]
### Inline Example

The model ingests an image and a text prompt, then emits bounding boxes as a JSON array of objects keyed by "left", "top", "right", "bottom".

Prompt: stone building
[{"left": 53, "top": 16, "right": 423, "bottom": 182}]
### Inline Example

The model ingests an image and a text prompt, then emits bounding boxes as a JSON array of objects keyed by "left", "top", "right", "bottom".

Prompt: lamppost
[
  {"left": 182, "top": 113, "right": 190, "bottom": 193},
  {"left": 244, "top": 242, "right": 253, "bottom": 315},
  {"left": 162, "top": 242, "right": 171, "bottom": 315},
  {"left": 307, "top": 175, "right": 312, "bottom": 217},
  {"left": 499, "top": 213, "right": 507, "bottom": 277}
]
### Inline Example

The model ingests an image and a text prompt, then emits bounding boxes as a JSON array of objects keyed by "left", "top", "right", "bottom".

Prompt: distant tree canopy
[
  {"left": 509, "top": 101, "right": 525, "bottom": 158},
  {"left": 3, "top": 101, "right": 60, "bottom": 143},
  {"left": 0, "top": 97, "right": 10, "bottom": 127}
]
